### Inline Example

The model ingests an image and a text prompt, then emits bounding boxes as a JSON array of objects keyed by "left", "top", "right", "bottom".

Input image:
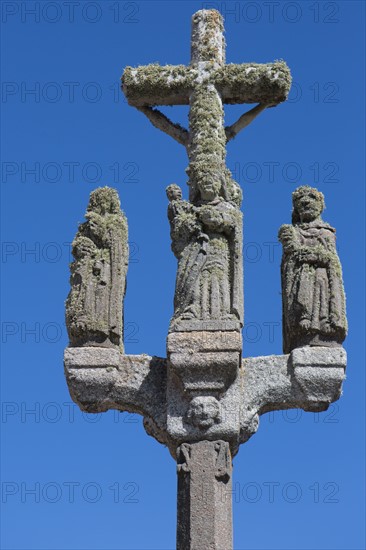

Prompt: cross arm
[
  {"left": 122, "top": 64, "right": 196, "bottom": 106},
  {"left": 214, "top": 61, "right": 292, "bottom": 105},
  {"left": 136, "top": 106, "right": 189, "bottom": 146},
  {"left": 64, "top": 347, "right": 168, "bottom": 442}
]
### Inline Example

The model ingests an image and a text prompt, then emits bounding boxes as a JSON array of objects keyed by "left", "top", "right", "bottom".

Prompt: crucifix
[{"left": 64, "top": 10, "right": 347, "bottom": 550}]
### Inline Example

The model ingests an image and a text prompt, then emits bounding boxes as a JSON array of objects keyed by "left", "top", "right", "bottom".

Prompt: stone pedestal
[
  {"left": 167, "top": 330, "right": 242, "bottom": 395},
  {"left": 290, "top": 346, "right": 346, "bottom": 412}
]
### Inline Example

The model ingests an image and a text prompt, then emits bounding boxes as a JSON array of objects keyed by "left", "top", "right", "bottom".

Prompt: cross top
[
  {"left": 190, "top": 9, "right": 225, "bottom": 65},
  {"left": 122, "top": 9, "right": 291, "bottom": 205}
]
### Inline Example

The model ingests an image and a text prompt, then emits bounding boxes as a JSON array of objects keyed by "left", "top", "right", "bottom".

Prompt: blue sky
[{"left": 1, "top": 1, "right": 365, "bottom": 549}]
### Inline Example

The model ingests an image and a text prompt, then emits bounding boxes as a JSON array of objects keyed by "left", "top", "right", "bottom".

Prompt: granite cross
[
  {"left": 64, "top": 10, "right": 347, "bottom": 550},
  {"left": 122, "top": 9, "right": 291, "bottom": 205}
]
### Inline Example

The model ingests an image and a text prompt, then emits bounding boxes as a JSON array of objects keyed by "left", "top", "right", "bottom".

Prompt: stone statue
[
  {"left": 279, "top": 185, "right": 347, "bottom": 353},
  {"left": 66, "top": 187, "right": 128, "bottom": 351},
  {"left": 166, "top": 178, "right": 243, "bottom": 331},
  {"left": 166, "top": 184, "right": 203, "bottom": 324}
]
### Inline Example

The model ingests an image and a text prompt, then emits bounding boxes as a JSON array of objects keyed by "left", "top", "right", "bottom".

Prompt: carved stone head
[
  {"left": 198, "top": 170, "right": 223, "bottom": 202},
  {"left": 292, "top": 185, "right": 325, "bottom": 224},
  {"left": 87, "top": 187, "right": 121, "bottom": 216},
  {"left": 187, "top": 396, "right": 221, "bottom": 429},
  {"left": 166, "top": 184, "right": 182, "bottom": 202}
]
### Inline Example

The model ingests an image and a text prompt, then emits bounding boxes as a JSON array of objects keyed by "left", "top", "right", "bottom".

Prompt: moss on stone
[
  {"left": 122, "top": 64, "right": 196, "bottom": 103},
  {"left": 191, "top": 9, "right": 225, "bottom": 64},
  {"left": 214, "top": 61, "right": 292, "bottom": 103},
  {"left": 66, "top": 187, "right": 129, "bottom": 351},
  {"left": 279, "top": 186, "right": 347, "bottom": 352}
]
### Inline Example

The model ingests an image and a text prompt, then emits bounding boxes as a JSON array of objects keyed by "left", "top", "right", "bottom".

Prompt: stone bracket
[
  {"left": 290, "top": 346, "right": 346, "bottom": 412},
  {"left": 240, "top": 346, "right": 347, "bottom": 446},
  {"left": 64, "top": 345, "right": 346, "bottom": 458},
  {"left": 64, "top": 347, "right": 168, "bottom": 446}
]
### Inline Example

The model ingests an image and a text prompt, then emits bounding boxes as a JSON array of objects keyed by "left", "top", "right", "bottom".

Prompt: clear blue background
[{"left": 1, "top": 1, "right": 365, "bottom": 549}]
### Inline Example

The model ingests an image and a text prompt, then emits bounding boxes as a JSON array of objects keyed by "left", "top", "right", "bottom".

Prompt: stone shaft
[
  {"left": 177, "top": 440, "right": 232, "bottom": 550},
  {"left": 187, "top": 81, "right": 226, "bottom": 186}
]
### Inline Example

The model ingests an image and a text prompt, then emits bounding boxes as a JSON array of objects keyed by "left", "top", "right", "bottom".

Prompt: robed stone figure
[
  {"left": 66, "top": 187, "right": 128, "bottom": 351},
  {"left": 279, "top": 185, "right": 347, "bottom": 353},
  {"left": 166, "top": 168, "right": 243, "bottom": 331}
]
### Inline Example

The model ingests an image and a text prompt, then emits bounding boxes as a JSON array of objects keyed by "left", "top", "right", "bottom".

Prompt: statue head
[
  {"left": 292, "top": 185, "right": 325, "bottom": 224},
  {"left": 186, "top": 162, "right": 224, "bottom": 204},
  {"left": 186, "top": 396, "right": 221, "bottom": 430},
  {"left": 87, "top": 187, "right": 121, "bottom": 216},
  {"left": 166, "top": 184, "right": 182, "bottom": 202},
  {"left": 199, "top": 170, "right": 223, "bottom": 202}
]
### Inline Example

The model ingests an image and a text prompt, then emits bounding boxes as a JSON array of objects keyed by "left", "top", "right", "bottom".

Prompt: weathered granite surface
[
  {"left": 279, "top": 185, "right": 347, "bottom": 353},
  {"left": 64, "top": 345, "right": 346, "bottom": 458},
  {"left": 177, "top": 440, "right": 233, "bottom": 550},
  {"left": 66, "top": 187, "right": 128, "bottom": 351},
  {"left": 167, "top": 330, "right": 241, "bottom": 394}
]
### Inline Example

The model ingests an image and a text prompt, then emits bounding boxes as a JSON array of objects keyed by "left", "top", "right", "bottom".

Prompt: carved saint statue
[
  {"left": 166, "top": 169, "right": 243, "bottom": 331},
  {"left": 279, "top": 185, "right": 347, "bottom": 353},
  {"left": 66, "top": 187, "right": 128, "bottom": 350}
]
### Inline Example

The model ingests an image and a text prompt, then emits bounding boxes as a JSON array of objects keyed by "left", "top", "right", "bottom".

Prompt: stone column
[{"left": 177, "top": 440, "right": 233, "bottom": 550}]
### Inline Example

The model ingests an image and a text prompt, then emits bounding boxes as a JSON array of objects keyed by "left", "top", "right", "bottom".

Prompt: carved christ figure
[
  {"left": 279, "top": 186, "right": 347, "bottom": 353},
  {"left": 66, "top": 187, "right": 128, "bottom": 350}
]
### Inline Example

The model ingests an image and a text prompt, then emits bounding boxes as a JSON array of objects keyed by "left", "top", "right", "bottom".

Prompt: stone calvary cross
[{"left": 64, "top": 10, "right": 347, "bottom": 550}]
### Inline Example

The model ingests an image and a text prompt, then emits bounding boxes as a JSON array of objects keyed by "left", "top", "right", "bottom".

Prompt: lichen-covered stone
[
  {"left": 121, "top": 61, "right": 291, "bottom": 107},
  {"left": 191, "top": 9, "right": 225, "bottom": 64},
  {"left": 214, "top": 61, "right": 292, "bottom": 104},
  {"left": 166, "top": 184, "right": 243, "bottom": 331},
  {"left": 65, "top": 187, "right": 128, "bottom": 351},
  {"left": 122, "top": 64, "right": 194, "bottom": 106},
  {"left": 279, "top": 186, "right": 347, "bottom": 353}
]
